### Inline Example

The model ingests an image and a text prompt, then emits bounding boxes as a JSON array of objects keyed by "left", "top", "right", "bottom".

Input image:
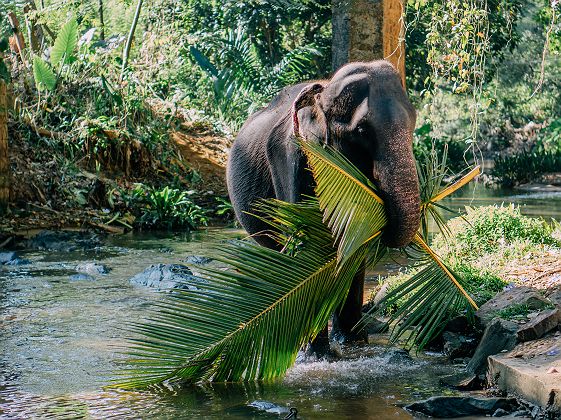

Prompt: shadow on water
[{"left": 1, "top": 188, "right": 561, "bottom": 418}]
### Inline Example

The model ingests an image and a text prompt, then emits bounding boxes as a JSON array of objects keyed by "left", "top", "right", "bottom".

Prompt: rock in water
[
  {"left": 0, "top": 251, "right": 17, "bottom": 264},
  {"left": 26, "top": 230, "right": 103, "bottom": 252},
  {"left": 0, "top": 251, "right": 30, "bottom": 266},
  {"left": 405, "top": 396, "right": 520, "bottom": 417},
  {"left": 75, "top": 262, "right": 111, "bottom": 275},
  {"left": 69, "top": 273, "right": 96, "bottom": 281},
  {"left": 183, "top": 255, "right": 213, "bottom": 265},
  {"left": 467, "top": 318, "right": 518, "bottom": 376},
  {"left": 442, "top": 331, "right": 478, "bottom": 359},
  {"left": 130, "top": 264, "right": 203, "bottom": 291}
]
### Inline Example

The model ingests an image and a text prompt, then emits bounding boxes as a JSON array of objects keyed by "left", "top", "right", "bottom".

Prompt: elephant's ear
[{"left": 292, "top": 83, "right": 324, "bottom": 138}]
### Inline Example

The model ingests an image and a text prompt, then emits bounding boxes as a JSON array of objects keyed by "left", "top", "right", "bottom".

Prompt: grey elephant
[{"left": 227, "top": 60, "right": 420, "bottom": 346}]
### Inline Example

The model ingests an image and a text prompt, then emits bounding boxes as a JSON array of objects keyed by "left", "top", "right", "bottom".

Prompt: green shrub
[
  {"left": 128, "top": 185, "right": 208, "bottom": 230},
  {"left": 433, "top": 204, "right": 560, "bottom": 260},
  {"left": 453, "top": 265, "right": 508, "bottom": 306},
  {"left": 495, "top": 302, "right": 554, "bottom": 321}
]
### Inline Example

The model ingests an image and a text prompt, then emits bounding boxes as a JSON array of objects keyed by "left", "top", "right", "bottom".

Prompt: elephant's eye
[{"left": 355, "top": 123, "right": 368, "bottom": 136}]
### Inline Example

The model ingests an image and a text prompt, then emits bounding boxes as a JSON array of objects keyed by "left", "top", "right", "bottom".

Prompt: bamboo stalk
[{"left": 121, "top": 0, "right": 143, "bottom": 80}]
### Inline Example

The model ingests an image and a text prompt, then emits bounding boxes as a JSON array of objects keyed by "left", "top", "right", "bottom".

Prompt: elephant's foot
[
  {"left": 304, "top": 328, "right": 342, "bottom": 360},
  {"left": 329, "top": 326, "right": 368, "bottom": 345}
]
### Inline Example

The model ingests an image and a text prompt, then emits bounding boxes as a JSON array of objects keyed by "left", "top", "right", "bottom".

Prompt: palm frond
[
  {"left": 115, "top": 138, "right": 481, "bottom": 388},
  {"left": 364, "top": 233, "right": 478, "bottom": 350},
  {"left": 113, "top": 200, "right": 383, "bottom": 388},
  {"left": 417, "top": 146, "right": 480, "bottom": 241},
  {"left": 300, "top": 140, "right": 387, "bottom": 265}
]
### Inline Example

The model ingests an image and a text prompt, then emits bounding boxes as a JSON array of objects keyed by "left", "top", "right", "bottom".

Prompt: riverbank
[{"left": 1, "top": 113, "right": 233, "bottom": 235}]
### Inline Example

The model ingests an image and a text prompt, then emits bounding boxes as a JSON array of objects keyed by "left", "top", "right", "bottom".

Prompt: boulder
[
  {"left": 546, "top": 286, "right": 561, "bottom": 307},
  {"left": 476, "top": 286, "right": 552, "bottom": 326},
  {"left": 467, "top": 318, "right": 518, "bottom": 376},
  {"left": 517, "top": 308, "right": 561, "bottom": 342},
  {"left": 381, "top": 348, "right": 412, "bottom": 364},
  {"left": 439, "top": 373, "right": 483, "bottom": 390},
  {"left": 75, "top": 262, "right": 111, "bottom": 275},
  {"left": 405, "top": 396, "right": 520, "bottom": 417},
  {"left": 0, "top": 251, "right": 30, "bottom": 266},
  {"left": 130, "top": 264, "right": 203, "bottom": 291},
  {"left": 69, "top": 273, "right": 96, "bottom": 281},
  {"left": 0, "top": 251, "right": 17, "bottom": 264}
]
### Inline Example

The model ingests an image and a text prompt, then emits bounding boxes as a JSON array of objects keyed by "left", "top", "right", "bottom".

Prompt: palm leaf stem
[
  {"left": 414, "top": 233, "right": 478, "bottom": 310},
  {"left": 430, "top": 166, "right": 481, "bottom": 203}
]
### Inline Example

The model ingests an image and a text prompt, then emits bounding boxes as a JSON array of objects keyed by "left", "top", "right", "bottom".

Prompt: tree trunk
[
  {"left": 332, "top": 0, "right": 405, "bottom": 86},
  {"left": 98, "top": 0, "right": 106, "bottom": 41},
  {"left": 7, "top": 12, "right": 27, "bottom": 65},
  {"left": 0, "top": 81, "right": 9, "bottom": 214},
  {"left": 121, "top": 0, "right": 143, "bottom": 79}
]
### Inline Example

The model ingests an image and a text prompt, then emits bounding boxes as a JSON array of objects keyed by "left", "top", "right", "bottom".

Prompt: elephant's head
[{"left": 293, "top": 60, "right": 420, "bottom": 248}]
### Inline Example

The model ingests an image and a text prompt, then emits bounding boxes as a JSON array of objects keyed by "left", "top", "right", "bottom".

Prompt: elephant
[{"left": 226, "top": 60, "right": 420, "bottom": 347}]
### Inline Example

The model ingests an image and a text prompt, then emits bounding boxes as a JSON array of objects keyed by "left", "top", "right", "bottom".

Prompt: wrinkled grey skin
[{"left": 227, "top": 60, "right": 420, "bottom": 345}]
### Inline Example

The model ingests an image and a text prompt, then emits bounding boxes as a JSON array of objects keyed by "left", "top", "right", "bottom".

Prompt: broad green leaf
[
  {"left": 32, "top": 56, "right": 56, "bottom": 91},
  {"left": 51, "top": 18, "right": 78, "bottom": 67}
]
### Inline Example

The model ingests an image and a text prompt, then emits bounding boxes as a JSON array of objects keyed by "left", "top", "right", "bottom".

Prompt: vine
[{"left": 404, "top": 0, "right": 521, "bottom": 168}]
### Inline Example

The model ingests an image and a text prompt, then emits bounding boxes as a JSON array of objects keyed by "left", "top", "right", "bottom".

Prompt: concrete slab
[{"left": 488, "top": 334, "right": 561, "bottom": 414}]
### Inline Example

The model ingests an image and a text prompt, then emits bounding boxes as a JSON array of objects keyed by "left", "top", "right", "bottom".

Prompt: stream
[{"left": 2, "top": 186, "right": 561, "bottom": 419}]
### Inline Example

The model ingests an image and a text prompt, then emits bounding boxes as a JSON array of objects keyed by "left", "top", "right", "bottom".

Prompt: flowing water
[{"left": 1, "top": 186, "right": 561, "bottom": 419}]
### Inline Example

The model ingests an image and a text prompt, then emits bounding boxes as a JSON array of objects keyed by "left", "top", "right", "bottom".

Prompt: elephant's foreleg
[{"left": 330, "top": 268, "right": 368, "bottom": 343}]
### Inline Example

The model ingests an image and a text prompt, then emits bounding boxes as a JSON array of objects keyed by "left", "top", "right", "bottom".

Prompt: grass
[{"left": 495, "top": 302, "right": 554, "bottom": 321}]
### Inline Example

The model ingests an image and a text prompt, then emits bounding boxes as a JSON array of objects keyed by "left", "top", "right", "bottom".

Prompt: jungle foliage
[{"left": 1, "top": 0, "right": 559, "bottom": 191}]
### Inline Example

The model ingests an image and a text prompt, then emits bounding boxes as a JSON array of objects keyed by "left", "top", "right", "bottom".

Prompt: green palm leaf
[
  {"left": 115, "top": 139, "right": 480, "bottom": 388},
  {"left": 301, "top": 141, "right": 478, "bottom": 350},
  {"left": 113, "top": 200, "right": 384, "bottom": 388},
  {"left": 50, "top": 18, "right": 78, "bottom": 67},
  {"left": 365, "top": 233, "right": 478, "bottom": 350},
  {"left": 301, "top": 141, "right": 387, "bottom": 265},
  {"left": 32, "top": 56, "right": 56, "bottom": 91}
]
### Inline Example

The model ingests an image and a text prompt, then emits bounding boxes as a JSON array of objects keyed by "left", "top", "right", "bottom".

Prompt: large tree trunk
[
  {"left": 332, "top": 0, "right": 405, "bottom": 85},
  {"left": 0, "top": 81, "right": 9, "bottom": 214}
]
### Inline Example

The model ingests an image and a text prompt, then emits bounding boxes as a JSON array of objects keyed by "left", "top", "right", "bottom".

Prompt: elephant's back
[
  {"left": 228, "top": 82, "right": 311, "bottom": 175},
  {"left": 238, "top": 82, "right": 310, "bottom": 139}
]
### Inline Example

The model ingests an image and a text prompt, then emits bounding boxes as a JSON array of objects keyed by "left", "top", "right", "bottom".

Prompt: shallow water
[{"left": 1, "top": 186, "right": 561, "bottom": 419}]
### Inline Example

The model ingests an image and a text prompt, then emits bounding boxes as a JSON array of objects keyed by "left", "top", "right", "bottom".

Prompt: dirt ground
[{"left": 171, "top": 121, "right": 231, "bottom": 195}]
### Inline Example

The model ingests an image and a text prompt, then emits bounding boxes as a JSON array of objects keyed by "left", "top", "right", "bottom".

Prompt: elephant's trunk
[{"left": 375, "top": 131, "right": 420, "bottom": 248}]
